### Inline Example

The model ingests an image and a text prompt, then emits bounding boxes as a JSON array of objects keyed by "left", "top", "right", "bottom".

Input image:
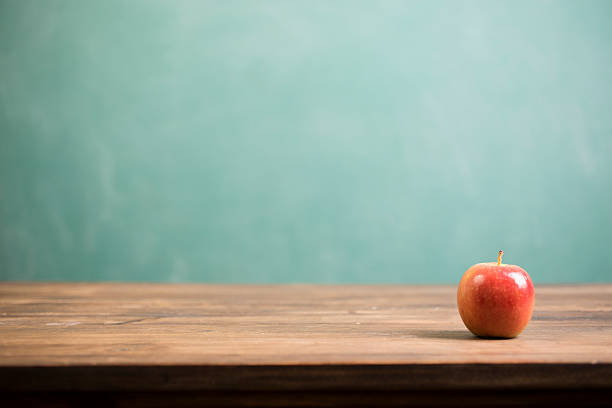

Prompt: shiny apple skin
[{"left": 457, "top": 262, "right": 534, "bottom": 338}]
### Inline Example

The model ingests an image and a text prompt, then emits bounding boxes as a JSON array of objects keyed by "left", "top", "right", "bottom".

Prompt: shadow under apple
[{"left": 413, "top": 329, "right": 514, "bottom": 340}]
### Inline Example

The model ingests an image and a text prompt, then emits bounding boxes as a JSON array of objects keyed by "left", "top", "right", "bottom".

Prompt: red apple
[{"left": 457, "top": 250, "right": 534, "bottom": 338}]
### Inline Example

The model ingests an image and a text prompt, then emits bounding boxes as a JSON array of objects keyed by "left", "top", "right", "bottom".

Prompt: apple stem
[{"left": 497, "top": 250, "right": 504, "bottom": 265}]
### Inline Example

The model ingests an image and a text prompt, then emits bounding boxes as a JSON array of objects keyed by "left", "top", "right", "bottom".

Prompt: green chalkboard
[{"left": 1, "top": 0, "right": 611, "bottom": 283}]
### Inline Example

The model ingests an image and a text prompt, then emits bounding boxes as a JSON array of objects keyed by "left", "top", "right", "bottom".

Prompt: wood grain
[{"left": 0, "top": 283, "right": 611, "bottom": 396}]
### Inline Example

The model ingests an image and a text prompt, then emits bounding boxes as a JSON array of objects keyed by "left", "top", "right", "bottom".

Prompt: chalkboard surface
[{"left": 1, "top": 0, "right": 611, "bottom": 283}]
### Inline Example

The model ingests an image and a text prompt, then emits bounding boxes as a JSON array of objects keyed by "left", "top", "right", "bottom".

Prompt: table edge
[{"left": 1, "top": 363, "right": 611, "bottom": 392}]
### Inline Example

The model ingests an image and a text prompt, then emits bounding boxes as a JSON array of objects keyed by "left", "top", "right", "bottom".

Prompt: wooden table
[{"left": 1, "top": 283, "right": 611, "bottom": 407}]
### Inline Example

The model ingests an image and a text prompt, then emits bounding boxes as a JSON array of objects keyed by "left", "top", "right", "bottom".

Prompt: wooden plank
[
  {"left": 3, "top": 390, "right": 612, "bottom": 408},
  {"left": 1, "top": 364, "right": 612, "bottom": 392},
  {"left": 0, "top": 283, "right": 611, "bottom": 392}
]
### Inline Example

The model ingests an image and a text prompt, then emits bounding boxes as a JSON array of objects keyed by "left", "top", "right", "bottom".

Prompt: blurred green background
[{"left": 1, "top": 0, "right": 611, "bottom": 283}]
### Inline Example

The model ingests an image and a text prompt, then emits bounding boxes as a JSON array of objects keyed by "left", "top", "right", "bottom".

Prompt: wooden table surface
[{"left": 1, "top": 283, "right": 611, "bottom": 406}]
